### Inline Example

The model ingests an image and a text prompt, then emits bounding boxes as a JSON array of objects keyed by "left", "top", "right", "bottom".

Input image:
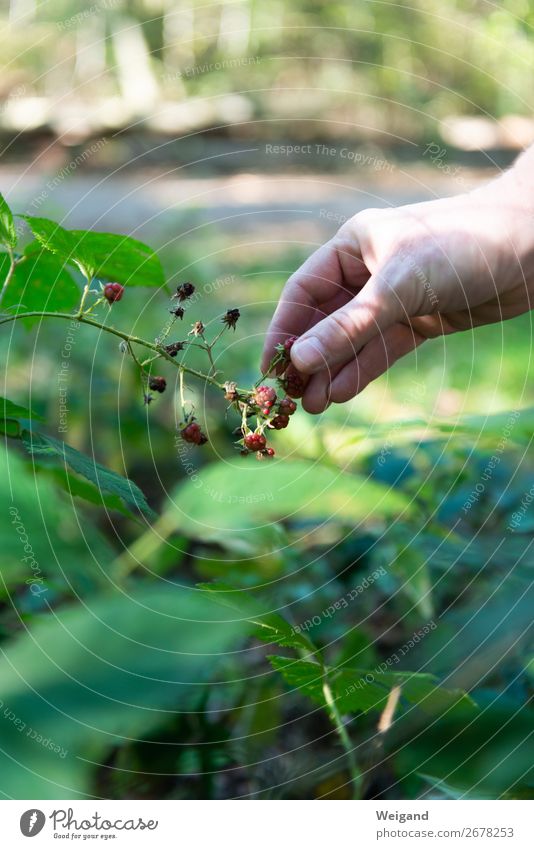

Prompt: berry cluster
[{"left": 107, "top": 279, "right": 303, "bottom": 457}]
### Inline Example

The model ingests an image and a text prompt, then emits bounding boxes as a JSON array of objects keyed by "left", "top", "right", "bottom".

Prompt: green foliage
[
  {"left": 0, "top": 584, "right": 247, "bottom": 798},
  {"left": 0, "top": 249, "right": 80, "bottom": 321},
  {"left": 166, "top": 457, "right": 412, "bottom": 552},
  {"left": 19, "top": 216, "right": 165, "bottom": 287},
  {"left": 269, "top": 657, "right": 474, "bottom": 718},
  {"left": 0, "top": 191, "right": 17, "bottom": 250},
  {"left": 21, "top": 430, "right": 155, "bottom": 520}
]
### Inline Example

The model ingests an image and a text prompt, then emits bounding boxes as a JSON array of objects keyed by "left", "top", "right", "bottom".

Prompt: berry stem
[{"left": 0, "top": 309, "right": 238, "bottom": 393}]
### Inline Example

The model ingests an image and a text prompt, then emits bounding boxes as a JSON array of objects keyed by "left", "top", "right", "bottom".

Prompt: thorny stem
[
  {"left": 322, "top": 680, "right": 362, "bottom": 800},
  {"left": 255, "top": 350, "right": 285, "bottom": 388},
  {"left": 0, "top": 309, "right": 234, "bottom": 393}
]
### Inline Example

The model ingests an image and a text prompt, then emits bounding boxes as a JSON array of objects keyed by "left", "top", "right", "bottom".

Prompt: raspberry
[
  {"left": 261, "top": 407, "right": 271, "bottom": 417},
  {"left": 283, "top": 335, "right": 298, "bottom": 356},
  {"left": 271, "top": 414, "right": 289, "bottom": 430},
  {"left": 244, "top": 432, "right": 267, "bottom": 451},
  {"left": 181, "top": 422, "right": 202, "bottom": 444},
  {"left": 103, "top": 282, "right": 124, "bottom": 303},
  {"left": 149, "top": 376, "right": 166, "bottom": 393},
  {"left": 266, "top": 447, "right": 275, "bottom": 457},
  {"left": 278, "top": 397, "right": 297, "bottom": 416},
  {"left": 281, "top": 368, "right": 305, "bottom": 399},
  {"left": 254, "top": 385, "right": 277, "bottom": 410}
]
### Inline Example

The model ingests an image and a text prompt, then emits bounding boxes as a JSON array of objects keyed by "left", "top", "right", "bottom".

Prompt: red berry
[
  {"left": 271, "top": 414, "right": 289, "bottom": 430},
  {"left": 283, "top": 335, "right": 298, "bottom": 356},
  {"left": 278, "top": 397, "right": 297, "bottom": 416},
  {"left": 266, "top": 447, "right": 275, "bottom": 457},
  {"left": 149, "top": 376, "right": 167, "bottom": 393},
  {"left": 103, "top": 282, "right": 124, "bottom": 303},
  {"left": 261, "top": 407, "right": 271, "bottom": 417},
  {"left": 244, "top": 432, "right": 267, "bottom": 451},
  {"left": 181, "top": 422, "right": 201, "bottom": 444},
  {"left": 254, "top": 385, "right": 277, "bottom": 410},
  {"left": 281, "top": 368, "right": 305, "bottom": 399}
]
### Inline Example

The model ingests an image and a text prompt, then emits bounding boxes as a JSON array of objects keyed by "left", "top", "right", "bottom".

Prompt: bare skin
[{"left": 262, "top": 148, "right": 534, "bottom": 413}]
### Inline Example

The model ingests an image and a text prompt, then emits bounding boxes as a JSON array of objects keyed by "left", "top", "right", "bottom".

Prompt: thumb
[{"left": 290, "top": 278, "right": 400, "bottom": 374}]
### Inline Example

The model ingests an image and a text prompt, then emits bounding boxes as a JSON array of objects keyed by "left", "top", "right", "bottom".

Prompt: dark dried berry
[
  {"left": 222, "top": 308, "right": 240, "bottom": 330},
  {"left": 254, "top": 385, "right": 277, "bottom": 410},
  {"left": 170, "top": 306, "right": 185, "bottom": 319},
  {"left": 174, "top": 282, "right": 195, "bottom": 302},
  {"left": 103, "top": 282, "right": 124, "bottom": 303},
  {"left": 149, "top": 376, "right": 167, "bottom": 393},
  {"left": 278, "top": 397, "right": 297, "bottom": 416},
  {"left": 271, "top": 414, "right": 289, "bottom": 430},
  {"left": 244, "top": 432, "right": 267, "bottom": 451},
  {"left": 165, "top": 342, "right": 185, "bottom": 357}
]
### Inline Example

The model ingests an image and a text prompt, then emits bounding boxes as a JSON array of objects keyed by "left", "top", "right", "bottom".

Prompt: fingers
[
  {"left": 290, "top": 273, "right": 401, "bottom": 375},
  {"left": 300, "top": 323, "right": 426, "bottom": 413},
  {"left": 261, "top": 237, "right": 363, "bottom": 373}
]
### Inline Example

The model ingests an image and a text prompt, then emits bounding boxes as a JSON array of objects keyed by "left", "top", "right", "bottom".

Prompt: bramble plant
[{"left": 0, "top": 192, "right": 305, "bottom": 465}]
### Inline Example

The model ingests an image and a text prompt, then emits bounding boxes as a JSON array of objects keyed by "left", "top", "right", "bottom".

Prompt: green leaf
[
  {"left": 165, "top": 458, "right": 412, "bottom": 552},
  {"left": 269, "top": 657, "right": 474, "bottom": 717},
  {"left": 18, "top": 216, "right": 95, "bottom": 278},
  {"left": 198, "top": 582, "right": 318, "bottom": 655},
  {"left": 0, "top": 249, "right": 79, "bottom": 323},
  {"left": 0, "top": 443, "right": 115, "bottom": 599},
  {"left": 0, "top": 395, "right": 43, "bottom": 436},
  {"left": 18, "top": 217, "right": 165, "bottom": 288},
  {"left": 21, "top": 430, "right": 155, "bottom": 519},
  {"left": 393, "top": 692, "right": 534, "bottom": 798},
  {"left": 36, "top": 465, "right": 138, "bottom": 519},
  {"left": 71, "top": 230, "right": 165, "bottom": 288},
  {"left": 0, "top": 192, "right": 17, "bottom": 249},
  {"left": 0, "top": 584, "right": 247, "bottom": 798}
]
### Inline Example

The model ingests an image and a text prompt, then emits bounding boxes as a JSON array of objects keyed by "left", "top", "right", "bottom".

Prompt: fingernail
[{"left": 291, "top": 337, "right": 324, "bottom": 373}]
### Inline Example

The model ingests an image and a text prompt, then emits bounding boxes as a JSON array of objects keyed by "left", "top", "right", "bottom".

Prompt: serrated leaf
[
  {"left": 269, "top": 657, "right": 474, "bottom": 717},
  {"left": 198, "top": 582, "right": 318, "bottom": 655},
  {"left": 17, "top": 217, "right": 165, "bottom": 288},
  {"left": 18, "top": 216, "right": 95, "bottom": 278},
  {"left": 71, "top": 230, "right": 165, "bottom": 288},
  {"left": 21, "top": 430, "right": 155, "bottom": 519},
  {"left": 36, "top": 465, "right": 138, "bottom": 519},
  {"left": 0, "top": 192, "right": 17, "bottom": 249},
  {"left": 0, "top": 249, "right": 79, "bottom": 323}
]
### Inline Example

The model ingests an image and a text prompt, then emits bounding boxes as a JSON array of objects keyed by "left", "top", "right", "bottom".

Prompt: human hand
[{"left": 262, "top": 175, "right": 534, "bottom": 413}]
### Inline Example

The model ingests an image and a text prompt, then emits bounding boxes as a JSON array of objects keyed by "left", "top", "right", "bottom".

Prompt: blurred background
[{"left": 0, "top": 0, "right": 533, "bottom": 802}]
